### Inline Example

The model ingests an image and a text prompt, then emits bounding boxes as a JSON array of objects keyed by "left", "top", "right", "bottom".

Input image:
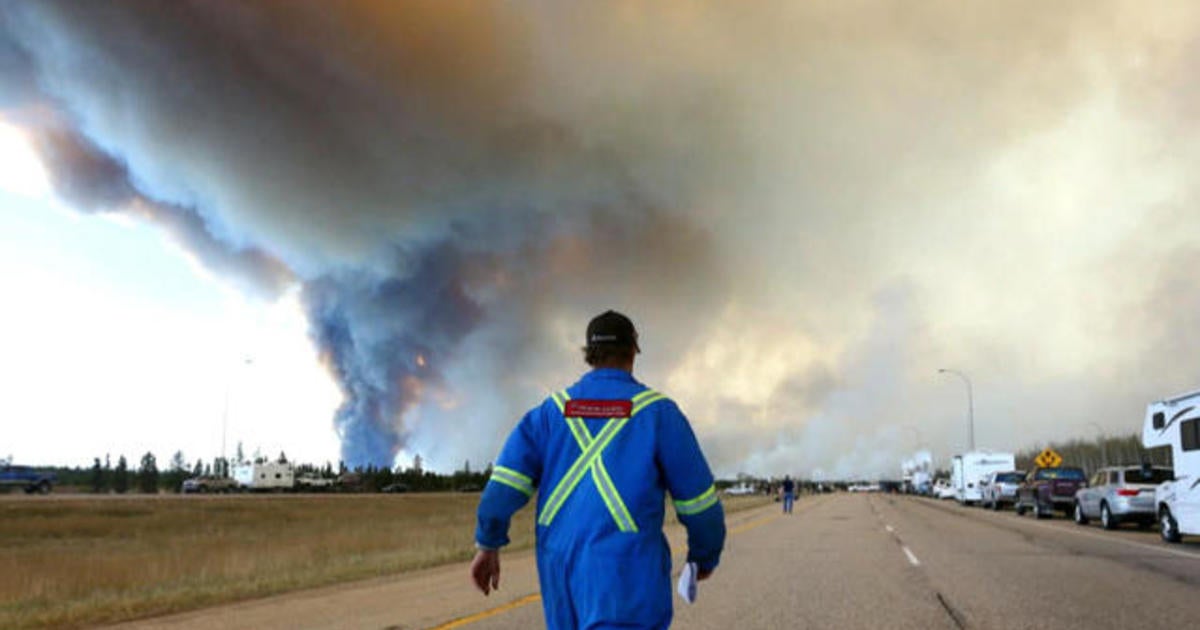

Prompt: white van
[
  {"left": 1141, "top": 388, "right": 1200, "bottom": 542},
  {"left": 952, "top": 451, "right": 1016, "bottom": 505}
]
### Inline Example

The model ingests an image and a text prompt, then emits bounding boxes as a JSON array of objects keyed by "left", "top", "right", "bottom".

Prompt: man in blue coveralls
[{"left": 470, "top": 310, "right": 726, "bottom": 629}]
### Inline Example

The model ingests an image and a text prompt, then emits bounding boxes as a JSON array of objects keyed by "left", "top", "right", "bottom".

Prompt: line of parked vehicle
[{"left": 929, "top": 387, "right": 1200, "bottom": 546}]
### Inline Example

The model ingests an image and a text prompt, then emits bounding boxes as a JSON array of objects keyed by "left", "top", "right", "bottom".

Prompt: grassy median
[{"left": 0, "top": 493, "right": 771, "bottom": 629}]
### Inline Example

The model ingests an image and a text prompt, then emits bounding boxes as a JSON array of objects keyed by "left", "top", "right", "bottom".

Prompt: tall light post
[{"left": 938, "top": 368, "right": 975, "bottom": 452}]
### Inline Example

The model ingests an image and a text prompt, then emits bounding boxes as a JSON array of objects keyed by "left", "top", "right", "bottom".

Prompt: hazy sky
[{"left": 2, "top": 2, "right": 1199, "bottom": 477}]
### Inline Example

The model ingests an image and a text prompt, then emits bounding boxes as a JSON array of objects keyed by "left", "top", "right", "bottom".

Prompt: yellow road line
[
  {"left": 432, "top": 498, "right": 817, "bottom": 629},
  {"left": 429, "top": 593, "right": 542, "bottom": 630},
  {"left": 730, "top": 512, "right": 781, "bottom": 535}
]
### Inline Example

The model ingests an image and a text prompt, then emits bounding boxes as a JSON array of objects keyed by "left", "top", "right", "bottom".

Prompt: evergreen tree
[
  {"left": 170, "top": 451, "right": 186, "bottom": 473},
  {"left": 138, "top": 452, "right": 159, "bottom": 494},
  {"left": 90, "top": 457, "right": 105, "bottom": 494},
  {"left": 192, "top": 459, "right": 204, "bottom": 477},
  {"left": 161, "top": 450, "right": 187, "bottom": 492},
  {"left": 114, "top": 456, "right": 129, "bottom": 494},
  {"left": 235, "top": 441, "right": 245, "bottom": 464}
]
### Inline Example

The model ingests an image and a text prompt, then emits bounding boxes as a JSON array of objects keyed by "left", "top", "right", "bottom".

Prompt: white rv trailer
[
  {"left": 901, "top": 450, "right": 934, "bottom": 494},
  {"left": 232, "top": 461, "right": 295, "bottom": 491},
  {"left": 1142, "top": 388, "right": 1200, "bottom": 542},
  {"left": 952, "top": 451, "right": 1016, "bottom": 505}
]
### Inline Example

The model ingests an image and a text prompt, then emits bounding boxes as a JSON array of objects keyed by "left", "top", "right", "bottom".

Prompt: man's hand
[
  {"left": 470, "top": 549, "right": 501, "bottom": 595},
  {"left": 697, "top": 568, "right": 714, "bottom": 581}
]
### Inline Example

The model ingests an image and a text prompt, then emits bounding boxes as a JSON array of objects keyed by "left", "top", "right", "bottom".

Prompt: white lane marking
[
  {"left": 1017, "top": 518, "right": 1200, "bottom": 561},
  {"left": 902, "top": 546, "right": 921, "bottom": 566},
  {"left": 912, "top": 497, "right": 1200, "bottom": 562},
  {"left": 885, "top": 525, "right": 895, "bottom": 533}
]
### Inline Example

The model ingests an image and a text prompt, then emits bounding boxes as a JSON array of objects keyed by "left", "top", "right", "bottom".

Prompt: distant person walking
[
  {"left": 781, "top": 475, "right": 795, "bottom": 514},
  {"left": 470, "top": 310, "right": 726, "bottom": 630}
]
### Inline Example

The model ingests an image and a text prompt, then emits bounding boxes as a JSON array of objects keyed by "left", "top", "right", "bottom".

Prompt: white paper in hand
[{"left": 676, "top": 561, "right": 698, "bottom": 604}]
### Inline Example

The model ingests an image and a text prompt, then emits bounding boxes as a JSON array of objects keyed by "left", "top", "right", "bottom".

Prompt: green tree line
[
  {"left": 1015, "top": 432, "right": 1172, "bottom": 476},
  {"left": 33, "top": 452, "right": 492, "bottom": 494}
]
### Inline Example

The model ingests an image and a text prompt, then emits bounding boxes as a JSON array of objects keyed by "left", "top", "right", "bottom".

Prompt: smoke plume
[{"left": 4, "top": 2, "right": 1200, "bottom": 474}]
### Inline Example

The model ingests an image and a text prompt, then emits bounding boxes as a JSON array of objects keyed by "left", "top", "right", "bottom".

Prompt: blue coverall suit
[{"left": 476, "top": 368, "right": 726, "bottom": 630}]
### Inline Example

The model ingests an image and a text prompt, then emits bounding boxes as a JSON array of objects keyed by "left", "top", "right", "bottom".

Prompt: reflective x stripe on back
[{"left": 537, "top": 388, "right": 666, "bottom": 532}]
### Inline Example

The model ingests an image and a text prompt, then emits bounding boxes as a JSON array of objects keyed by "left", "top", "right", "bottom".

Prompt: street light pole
[{"left": 938, "top": 368, "right": 975, "bottom": 452}]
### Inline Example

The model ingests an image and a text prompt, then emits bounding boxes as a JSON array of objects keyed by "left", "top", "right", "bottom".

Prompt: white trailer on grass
[
  {"left": 232, "top": 461, "right": 295, "bottom": 491},
  {"left": 1142, "top": 388, "right": 1200, "bottom": 542},
  {"left": 952, "top": 450, "right": 1015, "bottom": 505}
]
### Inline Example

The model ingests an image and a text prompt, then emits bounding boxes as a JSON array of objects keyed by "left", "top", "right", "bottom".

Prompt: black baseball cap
[{"left": 586, "top": 310, "right": 640, "bottom": 352}]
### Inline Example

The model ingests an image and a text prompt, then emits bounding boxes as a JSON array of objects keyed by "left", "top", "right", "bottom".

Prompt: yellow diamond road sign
[{"left": 1035, "top": 448, "right": 1063, "bottom": 468}]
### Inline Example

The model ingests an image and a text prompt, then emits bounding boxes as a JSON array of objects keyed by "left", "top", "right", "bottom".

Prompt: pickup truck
[
  {"left": 181, "top": 476, "right": 237, "bottom": 493},
  {"left": 0, "top": 464, "right": 56, "bottom": 494},
  {"left": 1014, "top": 467, "right": 1087, "bottom": 519}
]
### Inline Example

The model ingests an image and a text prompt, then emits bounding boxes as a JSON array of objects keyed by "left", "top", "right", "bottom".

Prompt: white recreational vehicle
[
  {"left": 232, "top": 461, "right": 295, "bottom": 491},
  {"left": 1142, "top": 388, "right": 1200, "bottom": 543},
  {"left": 952, "top": 451, "right": 1016, "bottom": 505},
  {"left": 902, "top": 450, "right": 934, "bottom": 495}
]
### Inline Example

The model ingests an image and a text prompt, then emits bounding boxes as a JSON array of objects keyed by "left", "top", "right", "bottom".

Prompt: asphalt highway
[
  {"left": 113, "top": 494, "right": 1200, "bottom": 630},
  {"left": 441, "top": 494, "right": 1200, "bottom": 630}
]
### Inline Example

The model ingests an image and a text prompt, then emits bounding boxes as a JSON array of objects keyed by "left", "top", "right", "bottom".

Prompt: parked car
[
  {"left": 723, "top": 484, "right": 757, "bottom": 496},
  {"left": 933, "top": 479, "right": 955, "bottom": 500},
  {"left": 381, "top": 483, "right": 410, "bottom": 493},
  {"left": 181, "top": 476, "right": 237, "bottom": 493},
  {"left": 981, "top": 470, "right": 1025, "bottom": 510},
  {"left": 1073, "top": 465, "right": 1173, "bottom": 529},
  {"left": 1014, "top": 467, "right": 1087, "bottom": 519}
]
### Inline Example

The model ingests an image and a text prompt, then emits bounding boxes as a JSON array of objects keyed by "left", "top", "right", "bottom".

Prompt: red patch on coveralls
[{"left": 564, "top": 400, "right": 632, "bottom": 418}]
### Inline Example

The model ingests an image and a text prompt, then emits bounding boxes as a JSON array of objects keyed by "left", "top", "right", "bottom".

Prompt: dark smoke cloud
[
  {"left": 305, "top": 242, "right": 487, "bottom": 465},
  {"left": 4, "top": 1, "right": 1200, "bottom": 474},
  {"left": 26, "top": 121, "right": 292, "bottom": 297},
  {"left": 0, "top": 1, "right": 728, "bottom": 466}
]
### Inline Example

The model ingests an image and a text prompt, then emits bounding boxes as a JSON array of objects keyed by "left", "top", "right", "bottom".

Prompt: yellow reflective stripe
[
  {"left": 490, "top": 465, "right": 534, "bottom": 498},
  {"left": 491, "top": 475, "right": 534, "bottom": 497},
  {"left": 565, "top": 416, "right": 590, "bottom": 451},
  {"left": 674, "top": 485, "right": 719, "bottom": 515},
  {"left": 631, "top": 393, "right": 666, "bottom": 416},
  {"left": 550, "top": 390, "right": 569, "bottom": 413},
  {"left": 565, "top": 416, "right": 630, "bottom": 531},
  {"left": 632, "top": 388, "right": 659, "bottom": 404},
  {"left": 537, "top": 388, "right": 668, "bottom": 531},
  {"left": 592, "top": 457, "right": 638, "bottom": 532},
  {"left": 578, "top": 415, "right": 636, "bottom": 532},
  {"left": 493, "top": 465, "right": 532, "bottom": 486},
  {"left": 538, "top": 417, "right": 625, "bottom": 526}
]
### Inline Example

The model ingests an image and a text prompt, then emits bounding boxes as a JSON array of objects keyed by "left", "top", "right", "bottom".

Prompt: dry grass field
[{"left": 0, "top": 493, "right": 770, "bottom": 629}]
